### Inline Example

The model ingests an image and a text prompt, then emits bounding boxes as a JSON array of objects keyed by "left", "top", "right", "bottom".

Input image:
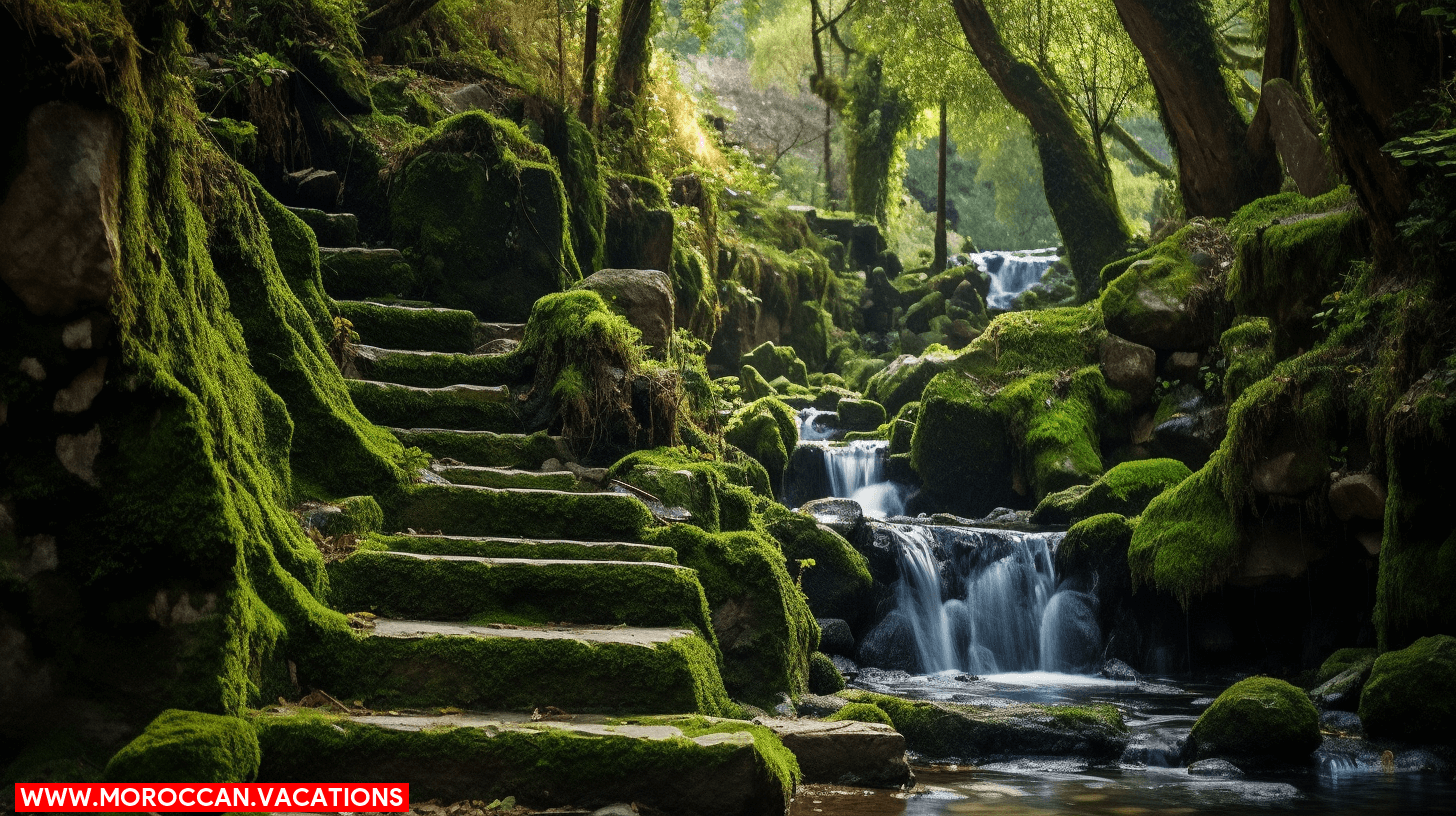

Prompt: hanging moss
[
  {"left": 1219, "top": 318, "right": 1275, "bottom": 401},
  {"left": 1127, "top": 453, "right": 1240, "bottom": 608}
]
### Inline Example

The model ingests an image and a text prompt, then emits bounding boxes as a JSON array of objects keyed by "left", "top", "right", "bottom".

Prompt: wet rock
[
  {"left": 590, "top": 805, "right": 637, "bottom": 816},
  {"left": 1100, "top": 658, "right": 1140, "bottom": 682},
  {"left": 1310, "top": 665, "right": 1367, "bottom": 712},
  {"left": 758, "top": 717, "right": 913, "bottom": 788},
  {"left": 856, "top": 611, "right": 920, "bottom": 673},
  {"left": 1188, "top": 758, "right": 1244, "bottom": 778},
  {"left": 1188, "top": 676, "right": 1320, "bottom": 767},
  {"left": 1151, "top": 384, "right": 1226, "bottom": 470},
  {"left": 575, "top": 269, "right": 675, "bottom": 359},
  {"left": 1328, "top": 473, "right": 1386, "bottom": 521},
  {"left": 1099, "top": 335, "right": 1156, "bottom": 399},
  {"left": 801, "top": 498, "right": 864, "bottom": 538},
  {"left": 817, "top": 618, "right": 856, "bottom": 657},
  {"left": 0, "top": 102, "right": 121, "bottom": 317},
  {"left": 1359, "top": 634, "right": 1456, "bottom": 744},
  {"left": 1319, "top": 710, "right": 1364, "bottom": 737},
  {"left": 773, "top": 693, "right": 797, "bottom": 718}
]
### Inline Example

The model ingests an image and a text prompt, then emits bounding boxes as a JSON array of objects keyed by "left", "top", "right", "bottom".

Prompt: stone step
[
  {"left": 327, "top": 550, "right": 711, "bottom": 637},
  {"left": 389, "top": 427, "right": 570, "bottom": 469},
  {"left": 320, "top": 248, "right": 416, "bottom": 301},
  {"left": 369, "top": 532, "right": 678, "bottom": 564},
  {"left": 384, "top": 483, "right": 654, "bottom": 541},
  {"left": 432, "top": 463, "right": 590, "bottom": 491},
  {"left": 286, "top": 206, "right": 358, "bottom": 247},
  {"left": 342, "top": 344, "right": 517, "bottom": 389},
  {"left": 311, "top": 619, "right": 733, "bottom": 714},
  {"left": 346, "top": 380, "right": 518, "bottom": 432},
  {"left": 252, "top": 710, "right": 791, "bottom": 815},
  {"left": 756, "top": 717, "right": 913, "bottom": 789},
  {"left": 479, "top": 321, "right": 526, "bottom": 344},
  {"left": 336, "top": 300, "right": 481, "bottom": 354}
]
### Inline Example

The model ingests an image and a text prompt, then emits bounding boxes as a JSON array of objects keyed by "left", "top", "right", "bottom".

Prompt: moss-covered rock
[
  {"left": 808, "top": 652, "right": 846, "bottom": 695},
  {"left": 911, "top": 372, "right": 1013, "bottom": 511},
  {"left": 761, "top": 504, "right": 873, "bottom": 626},
  {"left": 1066, "top": 458, "right": 1192, "bottom": 520},
  {"left": 836, "top": 398, "right": 887, "bottom": 431},
  {"left": 825, "top": 702, "right": 892, "bottom": 726},
  {"left": 1317, "top": 647, "right": 1378, "bottom": 685},
  {"left": 334, "top": 301, "right": 482, "bottom": 354},
  {"left": 345, "top": 380, "right": 519, "bottom": 432},
  {"left": 319, "top": 247, "right": 416, "bottom": 301},
  {"left": 738, "top": 364, "right": 775, "bottom": 402},
  {"left": 1359, "top": 635, "right": 1456, "bottom": 744},
  {"left": 1056, "top": 513, "right": 1135, "bottom": 588},
  {"left": 865, "top": 350, "right": 957, "bottom": 416},
  {"left": 105, "top": 710, "right": 259, "bottom": 783},
  {"left": 389, "top": 112, "right": 579, "bottom": 321},
  {"left": 724, "top": 397, "right": 799, "bottom": 498},
  {"left": 388, "top": 429, "right": 567, "bottom": 469},
  {"left": 1219, "top": 318, "right": 1275, "bottom": 401},
  {"left": 384, "top": 484, "right": 654, "bottom": 541},
  {"left": 348, "top": 345, "right": 518, "bottom": 389},
  {"left": 1098, "top": 224, "right": 1225, "bottom": 351},
  {"left": 1127, "top": 454, "right": 1239, "bottom": 607},
  {"left": 608, "top": 447, "right": 770, "bottom": 533},
  {"left": 742, "top": 341, "right": 810, "bottom": 386},
  {"left": 1188, "top": 677, "right": 1320, "bottom": 765},
  {"left": 367, "top": 533, "right": 677, "bottom": 563}
]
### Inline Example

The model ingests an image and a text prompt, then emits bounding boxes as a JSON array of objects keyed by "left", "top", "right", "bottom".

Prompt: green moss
[
  {"left": 1127, "top": 454, "right": 1240, "bottom": 608},
  {"left": 911, "top": 373, "right": 1010, "bottom": 507},
  {"left": 388, "top": 429, "right": 565, "bottom": 469},
  {"left": 1220, "top": 318, "right": 1275, "bottom": 400},
  {"left": 807, "top": 651, "right": 846, "bottom": 694},
  {"left": 1030, "top": 484, "right": 1092, "bottom": 525},
  {"left": 384, "top": 484, "right": 653, "bottom": 540},
  {"left": 609, "top": 447, "right": 768, "bottom": 533},
  {"left": 836, "top": 398, "right": 887, "bottom": 430},
  {"left": 1316, "top": 647, "right": 1377, "bottom": 685},
  {"left": 1226, "top": 188, "right": 1362, "bottom": 310},
  {"left": 331, "top": 496, "right": 384, "bottom": 535},
  {"left": 433, "top": 466, "right": 584, "bottom": 491},
  {"left": 841, "top": 356, "right": 888, "bottom": 393},
  {"left": 957, "top": 306, "right": 1105, "bottom": 374},
  {"left": 825, "top": 702, "right": 891, "bottom": 726},
  {"left": 1071, "top": 458, "right": 1192, "bottom": 519},
  {"left": 319, "top": 249, "right": 417, "bottom": 301},
  {"left": 254, "top": 710, "right": 795, "bottom": 806},
  {"left": 760, "top": 504, "right": 872, "bottom": 624},
  {"left": 327, "top": 551, "right": 715, "bottom": 644},
  {"left": 104, "top": 710, "right": 259, "bottom": 783},
  {"left": 1097, "top": 232, "right": 1211, "bottom": 348},
  {"left": 1057, "top": 513, "right": 1135, "bottom": 584},
  {"left": 742, "top": 342, "right": 809, "bottom": 386},
  {"left": 642, "top": 525, "right": 818, "bottom": 707},
  {"left": 1189, "top": 677, "right": 1320, "bottom": 763},
  {"left": 724, "top": 397, "right": 799, "bottom": 497},
  {"left": 1358, "top": 635, "right": 1456, "bottom": 744},
  {"left": 345, "top": 380, "right": 519, "bottom": 432},
  {"left": 354, "top": 348, "right": 519, "bottom": 389},
  {"left": 367, "top": 533, "right": 678, "bottom": 564},
  {"left": 997, "top": 368, "right": 1118, "bottom": 498},
  {"left": 543, "top": 110, "right": 608, "bottom": 275},
  {"left": 334, "top": 301, "right": 481, "bottom": 354}
]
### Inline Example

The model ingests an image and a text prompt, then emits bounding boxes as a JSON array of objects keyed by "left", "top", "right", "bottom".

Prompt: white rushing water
[
  {"left": 797, "top": 407, "right": 838, "bottom": 442},
  {"left": 885, "top": 524, "right": 1099, "bottom": 674},
  {"left": 796, "top": 439, "right": 907, "bottom": 518},
  {"left": 974, "top": 248, "right": 1059, "bottom": 310}
]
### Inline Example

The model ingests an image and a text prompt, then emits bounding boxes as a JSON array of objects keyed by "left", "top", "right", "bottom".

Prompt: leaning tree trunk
[
  {"left": 1110, "top": 0, "right": 1281, "bottom": 218},
  {"left": 606, "top": 0, "right": 654, "bottom": 169},
  {"left": 949, "top": 0, "right": 1132, "bottom": 298}
]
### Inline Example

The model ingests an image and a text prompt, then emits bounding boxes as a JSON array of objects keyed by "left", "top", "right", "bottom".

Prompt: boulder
[
  {"left": 1029, "top": 484, "right": 1091, "bottom": 525},
  {"left": 283, "top": 168, "right": 342, "bottom": 209},
  {"left": 1164, "top": 351, "right": 1203, "bottom": 382},
  {"left": 287, "top": 207, "right": 358, "bottom": 247},
  {"left": 1100, "top": 255, "right": 1222, "bottom": 350},
  {"left": 1359, "top": 634, "right": 1456, "bottom": 744},
  {"left": 865, "top": 350, "right": 957, "bottom": 423},
  {"left": 1316, "top": 647, "right": 1377, "bottom": 684},
  {"left": 1100, "top": 658, "right": 1140, "bottom": 682},
  {"left": 1188, "top": 677, "right": 1321, "bottom": 767},
  {"left": 1041, "top": 458, "right": 1191, "bottom": 522},
  {"left": 758, "top": 717, "right": 913, "bottom": 789},
  {"left": 574, "top": 269, "right": 675, "bottom": 359},
  {"left": 1310, "top": 665, "right": 1367, "bottom": 712},
  {"left": 857, "top": 611, "right": 920, "bottom": 672},
  {"left": 1328, "top": 473, "right": 1387, "bottom": 521},
  {"left": 1099, "top": 335, "right": 1156, "bottom": 398},
  {"left": 800, "top": 498, "right": 864, "bottom": 538},
  {"left": 738, "top": 364, "right": 775, "bottom": 402},
  {"left": 443, "top": 84, "right": 493, "bottom": 113},
  {"left": 765, "top": 511, "right": 873, "bottom": 626},
  {"left": 1151, "top": 384, "right": 1226, "bottom": 470},
  {"left": 1250, "top": 445, "right": 1328, "bottom": 497},
  {"left": 817, "top": 618, "right": 856, "bottom": 657},
  {"left": 319, "top": 248, "right": 415, "bottom": 300},
  {"left": 1187, "top": 758, "right": 1243, "bottom": 778},
  {"left": 105, "top": 710, "right": 260, "bottom": 782},
  {"left": 903, "top": 291, "right": 946, "bottom": 334},
  {"left": 742, "top": 342, "right": 809, "bottom": 387},
  {"left": 808, "top": 651, "right": 846, "bottom": 695},
  {"left": 0, "top": 103, "right": 121, "bottom": 317},
  {"left": 836, "top": 398, "right": 887, "bottom": 432}
]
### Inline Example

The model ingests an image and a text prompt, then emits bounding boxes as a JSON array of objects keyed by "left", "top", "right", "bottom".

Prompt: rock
[
  {"left": 1187, "top": 758, "right": 1243, "bottom": 778},
  {"left": 865, "top": 350, "right": 957, "bottom": 421},
  {"left": 319, "top": 247, "right": 415, "bottom": 301},
  {"left": 830, "top": 654, "right": 858, "bottom": 675},
  {"left": 1101, "top": 256, "right": 1222, "bottom": 350},
  {"left": 1164, "top": 351, "right": 1202, "bottom": 382},
  {"left": 1030, "top": 484, "right": 1091, "bottom": 525},
  {"left": 1250, "top": 445, "right": 1327, "bottom": 497},
  {"left": 1319, "top": 710, "right": 1364, "bottom": 736},
  {"left": 741, "top": 342, "right": 809, "bottom": 387},
  {"left": 773, "top": 693, "right": 797, "bottom": 718},
  {"left": 1310, "top": 665, "right": 1367, "bottom": 712},
  {"left": 1151, "top": 384, "right": 1226, "bottom": 470},
  {"left": 540, "top": 458, "right": 564, "bottom": 472},
  {"left": 564, "top": 461, "right": 609, "bottom": 485},
  {"left": 1188, "top": 677, "right": 1321, "bottom": 767},
  {"left": 574, "top": 269, "right": 675, "bottom": 359},
  {"left": 56, "top": 426, "right": 102, "bottom": 486},
  {"left": 801, "top": 498, "right": 864, "bottom": 538},
  {"left": 590, "top": 805, "right": 637, "bottom": 816},
  {"left": 1359, "top": 634, "right": 1456, "bottom": 744},
  {"left": 293, "top": 48, "right": 372, "bottom": 114},
  {"left": 0, "top": 102, "right": 121, "bottom": 317},
  {"left": 758, "top": 717, "right": 913, "bottom": 789},
  {"left": 287, "top": 207, "right": 359, "bottom": 247},
  {"left": 903, "top": 291, "right": 945, "bottom": 334},
  {"left": 809, "top": 651, "right": 846, "bottom": 694},
  {"left": 842, "top": 690, "right": 1128, "bottom": 762},
  {"left": 856, "top": 611, "right": 920, "bottom": 672},
  {"left": 835, "top": 398, "right": 887, "bottom": 432},
  {"left": 105, "top": 709, "right": 260, "bottom": 782},
  {"left": 443, "top": 84, "right": 494, "bottom": 113},
  {"left": 817, "top": 618, "right": 855, "bottom": 657},
  {"left": 1100, "top": 658, "right": 1140, "bottom": 682},
  {"left": 796, "top": 694, "right": 850, "bottom": 718},
  {"left": 1262, "top": 78, "right": 1336, "bottom": 197},
  {"left": 283, "top": 168, "right": 342, "bottom": 209},
  {"left": 53, "top": 358, "right": 107, "bottom": 414},
  {"left": 1099, "top": 335, "right": 1157, "bottom": 398},
  {"left": 1328, "top": 473, "right": 1386, "bottom": 521}
]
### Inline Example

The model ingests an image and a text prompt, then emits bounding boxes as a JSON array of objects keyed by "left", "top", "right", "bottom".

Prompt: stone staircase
[{"left": 272, "top": 206, "right": 795, "bottom": 812}]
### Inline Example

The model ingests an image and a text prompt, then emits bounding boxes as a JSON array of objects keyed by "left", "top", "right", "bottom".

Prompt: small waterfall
[
  {"left": 866, "top": 523, "right": 1101, "bottom": 674},
  {"left": 797, "top": 408, "right": 838, "bottom": 442},
  {"left": 976, "top": 249, "right": 1058, "bottom": 310},
  {"left": 788, "top": 440, "right": 907, "bottom": 518}
]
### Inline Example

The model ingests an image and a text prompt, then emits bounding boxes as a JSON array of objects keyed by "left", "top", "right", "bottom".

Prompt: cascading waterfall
[
  {"left": 793, "top": 440, "right": 907, "bottom": 518},
  {"left": 797, "top": 407, "right": 838, "bottom": 442},
  {"left": 975, "top": 249, "right": 1059, "bottom": 310},
  {"left": 873, "top": 522, "right": 1101, "bottom": 675}
]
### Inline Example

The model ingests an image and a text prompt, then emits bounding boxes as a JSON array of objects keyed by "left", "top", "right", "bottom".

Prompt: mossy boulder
[
  {"left": 1188, "top": 677, "right": 1320, "bottom": 765},
  {"left": 105, "top": 710, "right": 260, "bottom": 783},
  {"left": 608, "top": 447, "right": 769, "bottom": 533},
  {"left": 389, "top": 112, "right": 578, "bottom": 321},
  {"left": 1056, "top": 513, "right": 1135, "bottom": 590},
  {"left": 1059, "top": 458, "right": 1192, "bottom": 521},
  {"left": 762, "top": 504, "right": 873, "bottom": 626},
  {"left": 1030, "top": 484, "right": 1091, "bottom": 525},
  {"left": 1317, "top": 647, "right": 1378, "bottom": 684},
  {"left": 835, "top": 398, "right": 887, "bottom": 432},
  {"left": 742, "top": 341, "right": 810, "bottom": 387},
  {"left": 739, "top": 364, "right": 775, "bottom": 401},
  {"left": 911, "top": 373, "right": 1013, "bottom": 512},
  {"left": 865, "top": 350, "right": 956, "bottom": 416},
  {"left": 1359, "top": 635, "right": 1456, "bottom": 744},
  {"left": 724, "top": 397, "right": 799, "bottom": 498},
  {"left": 825, "top": 702, "right": 892, "bottom": 727},
  {"left": 1098, "top": 225, "right": 1224, "bottom": 350},
  {"left": 1220, "top": 318, "right": 1275, "bottom": 401},
  {"left": 1127, "top": 455, "right": 1239, "bottom": 607},
  {"left": 808, "top": 652, "right": 847, "bottom": 694}
]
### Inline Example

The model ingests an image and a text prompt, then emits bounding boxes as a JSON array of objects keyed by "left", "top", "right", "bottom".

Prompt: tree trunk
[
  {"left": 1298, "top": 0, "right": 1440, "bottom": 255},
  {"left": 1110, "top": 0, "right": 1281, "bottom": 218},
  {"left": 810, "top": 0, "right": 833, "bottom": 207},
  {"left": 360, "top": 0, "right": 444, "bottom": 49},
  {"left": 579, "top": 0, "right": 599, "bottom": 128},
  {"left": 933, "top": 100, "right": 948, "bottom": 272},
  {"left": 949, "top": 0, "right": 1132, "bottom": 298},
  {"left": 606, "top": 0, "right": 654, "bottom": 164},
  {"left": 1246, "top": 0, "right": 1299, "bottom": 177}
]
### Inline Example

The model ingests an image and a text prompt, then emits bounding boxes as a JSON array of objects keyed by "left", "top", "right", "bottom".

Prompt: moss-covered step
[
  {"left": 433, "top": 464, "right": 587, "bottom": 491},
  {"left": 287, "top": 206, "right": 359, "bottom": 247},
  {"left": 327, "top": 550, "right": 714, "bottom": 639},
  {"left": 322, "top": 620, "right": 734, "bottom": 714},
  {"left": 389, "top": 427, "right": 570, "bottom": 469},
  {"left": 336, "top": 300, "right": 481, "bottom": 354},
  {"left": 344, "top": 345, "right": 517, "bottom": 388},
  {"left": 346, "top": 380, "right": 518, "bottom": 432},
  {"left": 384, "top": 483, "right": 654, "bottom": 540},
  {"left": 252, "top": 710, "right": 791, "bottom": 815},
  {"left": 366, "top": 532, "right": 678, "bottom": 564},
  {"left": 320, "top": 248, "right": 416, "bottom": 300}
]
